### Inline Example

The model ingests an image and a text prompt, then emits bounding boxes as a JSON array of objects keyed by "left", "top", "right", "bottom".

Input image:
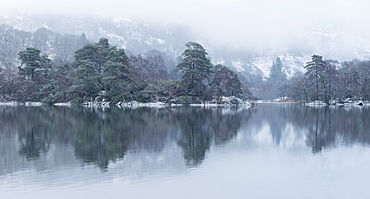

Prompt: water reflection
[
  {"left": 0, "top": 106, "right": 249, "bottom": 174},
  {"left": 0, "top": 104, "right": 370, "bottom": 176},
  {"left": 302, "top": 106, "right": 370, "bottom": 153},
  {"left": 247, "top": 104, "right": 370, "bottom": 153},
  {"left": 174, "top": 108, "right": 247, "bottom": 166}
]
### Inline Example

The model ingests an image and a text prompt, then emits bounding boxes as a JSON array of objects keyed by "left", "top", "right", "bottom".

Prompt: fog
[{"left": 2, "top": 0, "right": 370, "bottom": 49}]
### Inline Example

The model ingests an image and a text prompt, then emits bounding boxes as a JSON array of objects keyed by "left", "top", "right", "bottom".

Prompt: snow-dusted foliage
[{"left": 2, "top": 14, "right": 370, "bottom": 102}]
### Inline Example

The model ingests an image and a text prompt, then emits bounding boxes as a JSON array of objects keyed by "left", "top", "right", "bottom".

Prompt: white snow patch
[
  {"left": 0, "top": 102, "right": 21, "bottom": 106},
  {"left": 54, "top": 102, "right": 72, "bottom": 107},
  {"left": 280, "top": 55, "right": 308, "bottom": 79},
  {"left": 231, "top": 61, "right": 245, "bottom": 72},
  {"left": 156, "top": 38, "right": 166, "bottom": 45},
  {"left": 118, "top": 101, "right": 166, "bottom": 108},
  {"left": 106, "top": 33, "right": 127, "bottom": 44},
  {"left": 251, "top": 57, "right": 274, "bottom": 78},
  {"left": 215, "top": 59, "right": 225, "bottom": 65},
  {"left": 251, "top": 55, "right": 308, "bottom": 79},
  {"left": 113, "top": 17, "right": 132, "bottom": 23},
  {"left": 309, "top": 30, "right": 337, "bottom": 38},
  {"left": 24, "top": 102, "right": 44, "bottom": 106}
]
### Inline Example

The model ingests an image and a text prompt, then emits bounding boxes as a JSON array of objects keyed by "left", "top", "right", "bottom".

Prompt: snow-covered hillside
[
  {"left": 1, "top": 14, "right": 370, "bottom": 80},
  {"left": 214, "top": 27, "right": 370, "bottom": 79}
]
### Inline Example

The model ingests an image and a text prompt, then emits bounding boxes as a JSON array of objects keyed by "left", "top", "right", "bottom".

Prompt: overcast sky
[{"left": 1, "top": 0, "right": 369, "bottom": 48}]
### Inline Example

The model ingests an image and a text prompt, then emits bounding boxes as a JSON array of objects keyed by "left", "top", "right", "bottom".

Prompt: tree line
[
  {"left": 0, "top": 38, "right": 247, "bottom": 104},
  {"left": 288, "top": 55, "right": 370, "bottom": 103},
  {"left": 252, "top": 55, "right": 370, "bottom": 103}
]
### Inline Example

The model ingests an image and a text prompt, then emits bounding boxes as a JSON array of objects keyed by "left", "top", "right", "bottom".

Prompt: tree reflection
[
  {"left": 250, "top": 104, "right": 288, "bottom": 145},
  {"left": 0, "top": 105, "right": 248, "bottom": 171},
  {"left": 10, "top": 107, "right": 53, "bottom": 160},
  {"left": 293, "top": 106, "right": 370, "bottom": 153},
  {"left": 2, "top": 104, "right": 370, "bottom": 174},
  {"left": 73, "top": 108, "right": 129, "bottom": 170},
  {"left": 268, "top": 105, "right": 287, "bottom": 144},
  {"left": 19, "top": 128, "right": 49, "bottom": 159},
  {"left": 174, "top": 107, "right": 246, "bottom": 167},
  {"left": 212, "top": 107, "right": 247, "bottom": 145},
  {"left": 175, "top": 108, "right": 212, "bottom": 166},
  {"left": 304, "top": 107, "right": 336, "bottom": 153},
  {"left": 246, "top": 104, "right": 370, "bottom": 153}
]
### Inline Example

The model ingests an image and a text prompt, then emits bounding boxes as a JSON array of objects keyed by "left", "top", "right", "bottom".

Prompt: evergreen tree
[
  {"left": 268, "top": 57, "right": 287, "bottom": 100},
  {"left": 176, "top": 42, "right": 213, "bottom": 99},
  {"left": 305, "top": 55, "right": 325, "bottom": 101},
  {"left": 229, "top": 75, "right": 243, "bottom": 97},
  {"left": 269, "top": 57, "right": 286, "bottom": 82},
  {"left": 103, "top": 59, "right": 131, "bottom": 103},
  {"left": 73, "top": 38, "right": 131, "bottom": 103},
  {"left": 74, "top": 37, "right": 111, "bottom": 74},
  {"left": 96, "top": 38, "right": 111, "bottom": 73},
  {"left": 18, "top": 47, "right": 51, "bottom": 80},
  {"left": 49, "top": 62, "right": 73, "bottom": 103},
  {"left": 16, "top": 47, "right": 52, "bottom": 101},
  {"left": 74, "top": 43, "right": 99, "bottom": 64},
  {"left": 70, "top": 60, "right": 102, "bottom": 102}
]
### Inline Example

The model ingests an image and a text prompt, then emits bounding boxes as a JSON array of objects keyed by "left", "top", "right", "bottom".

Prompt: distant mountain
[
  {"left": 1, "top": 13, "right": 370, "bottom": 81},
  {"left": 0, "top": 14, "right": 192, "bottom": 56}
]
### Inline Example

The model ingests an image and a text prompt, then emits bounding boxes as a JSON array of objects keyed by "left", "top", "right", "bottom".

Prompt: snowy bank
[
  {"left": 0, "top": 96, "right": 252, "bottom": 108},
  {"left": 0, "top": 101, "right": 45, "bottom": 106},
  {"left": 303, "top": 100, "right": 368, "bottom": 107}
]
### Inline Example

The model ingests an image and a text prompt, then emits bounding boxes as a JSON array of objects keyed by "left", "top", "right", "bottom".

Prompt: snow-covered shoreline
[
  {"left": 304, "top": 100, "right": 368, "bottom": 107},
  {"left": 0, "top": 100, "right": 252, "bottom": 108},
  {"left": 0, "top": 96, "right": 253, "bottom": 108},
  {"left": 3, "top": 99, "right": 369, "bottom": 108},
  {"left": 0, "top": 101, "right": 44, "bottom": 106}
]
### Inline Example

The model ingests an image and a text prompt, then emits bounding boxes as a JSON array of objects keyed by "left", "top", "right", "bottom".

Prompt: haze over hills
[{"left": 1, "top": 13, "right": 370, "bottom": 81}]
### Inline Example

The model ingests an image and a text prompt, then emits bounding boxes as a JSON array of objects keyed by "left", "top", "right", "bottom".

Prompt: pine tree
[
  {"left": 305, "top": 55, "right": 325, "bottom": 101},
  {"left": 269, "top": 57, "right": 286, "bottom": 82},
  {"left": 176, "top": 42, "right": 213, "bottom": 99},
  {"left": 18, "top": 47, "right": 51, "bottom": 80},
  {"left": 71, "top": 60, "right": 102, "bottom": 102},
  {"left": 103, "top": 49, "right": 131, "bottom": 103},
  {"left": 74, "top": 37, "right": 111, "bottom": 74},
  {"left": 268, "top": 57, "right": 287, "bottom": 99}
]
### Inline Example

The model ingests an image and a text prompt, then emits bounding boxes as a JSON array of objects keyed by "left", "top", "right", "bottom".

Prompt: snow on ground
[
  {"left": 0, "top": 102, "right": 44, "bottom": 106},
  {"left": 281, "top": 55, "right": 308, "bottom": 79},
  {"left": 106, "top": 33, "right": 127, "bottom": 44},
  {"left": 54, "top": 102, "right": 72, "bottom": 107},
  {"left": 0, "top": 102, "right": 20, "bottom": 106},
  {"left": 251, "top": 56, "right": 274, "bottom": 78},
  {"left": 251, "top": 55, "right": 308, "bottom": 79},
  {"left": 230, "top": 60, "right": 246, "bottom": 72},
  {"left": 156, "top": 38, "right": 166, "bottom": 45}
]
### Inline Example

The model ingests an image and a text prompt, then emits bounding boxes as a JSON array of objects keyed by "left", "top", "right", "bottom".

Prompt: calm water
[{"left": 1, "top": 104, "right": 370, "bottom": 199}]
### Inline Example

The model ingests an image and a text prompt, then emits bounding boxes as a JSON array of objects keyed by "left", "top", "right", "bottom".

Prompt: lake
[{"left": 1, "top": 103, "right": 370, "bottom": 199}]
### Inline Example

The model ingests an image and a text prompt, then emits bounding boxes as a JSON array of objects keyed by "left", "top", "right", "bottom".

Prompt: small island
[{"left": 1, "top": 38, "right": 251, "bottom": 107}]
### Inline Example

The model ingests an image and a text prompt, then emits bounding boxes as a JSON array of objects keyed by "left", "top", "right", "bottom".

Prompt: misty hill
[{"left": 1, "top": 14, "right": 370, "bottom": 82}]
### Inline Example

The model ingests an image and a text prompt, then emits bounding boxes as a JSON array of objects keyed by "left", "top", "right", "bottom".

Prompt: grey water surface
[{"left": 1, "top": 104, "right": 370, "bottom": 199}]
